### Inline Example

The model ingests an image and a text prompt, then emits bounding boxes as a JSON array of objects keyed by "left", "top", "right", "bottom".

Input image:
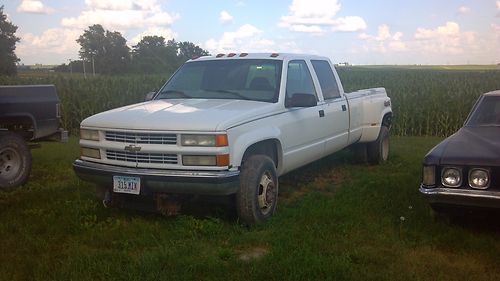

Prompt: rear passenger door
[{"left": 311, "top": 60, "right": 349, "bottom": 154}]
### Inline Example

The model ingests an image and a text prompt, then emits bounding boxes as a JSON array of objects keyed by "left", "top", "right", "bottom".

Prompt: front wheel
[
  {"left": 367, "top": 126, "right": 390, "bottom": 165},
  {"left": 0, "top": 132, "right": 32, "bottom": 191},
  {"left": 236, "top": 155, "right": 278, "bottom": 225}
]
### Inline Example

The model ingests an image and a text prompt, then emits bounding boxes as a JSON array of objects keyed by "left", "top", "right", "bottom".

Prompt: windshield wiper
[
  {"left": 204, "top": 89, "right": 250, "bottom": 100},
  {"left": 157, "top": 90, "right": 191, "bottom": 99}
]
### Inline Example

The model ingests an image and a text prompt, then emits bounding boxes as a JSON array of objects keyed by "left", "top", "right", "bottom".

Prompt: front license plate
[{"left": 113, "top": 176, "right": 141, "bottom": 195}]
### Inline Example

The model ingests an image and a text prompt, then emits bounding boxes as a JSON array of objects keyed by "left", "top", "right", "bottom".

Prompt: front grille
[
  {"left": 105, "top": 131, "right": 177, "bottom": 145},
  {"left": 106, "top": 150, "right": 178, "bottom": 164}
]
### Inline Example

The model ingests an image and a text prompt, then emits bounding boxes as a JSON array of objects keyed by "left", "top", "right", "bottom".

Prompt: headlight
[
  {"left": 469, "top": 168, "right": 489, "bottom": 189},
  {"left": 81, "top": 147, "right": 101, "bottom": 159},
  {"left": 80, "top": 129, "right": 99, "bottom": 141},
  {"left": 181, "top": 134, "right": 228, "bottom": 147},
  {"left": 182, "top": 155, "right": 216, "bottom": 166},
  {"left": 441, "top": 167, "right": 462, "bottom": 187},
  {"left": 182, "top": 154, "right": 229, "bottom": 167},
  {"left": 422, "top": 166, "right": 435, "bottom": 186}
]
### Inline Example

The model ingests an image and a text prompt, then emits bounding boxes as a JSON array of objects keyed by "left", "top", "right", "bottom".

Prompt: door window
[
  {"left": 286, "top": 60, "right": 317, "bottom": 100},
  {"left": 311, "top": 60, "right": 341, "bottom": 99}
]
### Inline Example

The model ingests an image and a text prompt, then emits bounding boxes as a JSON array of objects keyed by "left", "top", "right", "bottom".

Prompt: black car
[{"left": 420, "top": 90, "right": 500, "bottom": 210}]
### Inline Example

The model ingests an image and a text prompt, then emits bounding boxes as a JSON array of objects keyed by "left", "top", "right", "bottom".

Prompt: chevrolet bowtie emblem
[{"left": 124, "top": 144, "right": 141, "bottom": 152}]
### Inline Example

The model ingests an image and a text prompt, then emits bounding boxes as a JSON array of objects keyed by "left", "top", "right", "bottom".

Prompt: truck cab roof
[{"left": 188, "top": 53, "right": 331, "bottom": 62}]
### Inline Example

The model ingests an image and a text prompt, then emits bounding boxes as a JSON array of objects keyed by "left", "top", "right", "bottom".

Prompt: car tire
[
  {"left": 0, "top": 132, "right": 32, "bottom": 191},
  {"left": 236, "top": 155, "right": 278, "bottom": 225},
  {"left": 351, "top": 143, "right": 368, "bottom": 164},
  {"left": 367, "top": 126, "right": 390, "bottom": 165}
]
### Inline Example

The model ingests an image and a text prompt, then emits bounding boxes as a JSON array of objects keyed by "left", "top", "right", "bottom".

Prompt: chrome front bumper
[
  {"left": 73, "top": 159, "right": 240, "bottom": 196},
  {"left": 419, "top": 185, "right": 500, "bottom": 209}
]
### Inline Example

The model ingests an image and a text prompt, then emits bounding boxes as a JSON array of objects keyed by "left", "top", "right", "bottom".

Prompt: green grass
[{"left": 1, "top": 137, "right": 500, "bottom": 280}]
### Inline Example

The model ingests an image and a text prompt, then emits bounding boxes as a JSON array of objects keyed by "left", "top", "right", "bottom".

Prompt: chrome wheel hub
[
  {"left": 257, "top": 171, "right": 276, "bottom": 215},
  {"left": 0, "top": 148, "right": 21, "bottom": 180}
]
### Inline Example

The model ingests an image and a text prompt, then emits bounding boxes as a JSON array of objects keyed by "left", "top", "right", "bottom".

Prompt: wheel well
[
  {"left": 0, "top": 116, "right": 35, "bottom": 140},
  {"left": 382, "top": 112, "right": 393, "bottom": 128},
  {"left": 241, "top": 139, "right": 281, "bottom": 169}
]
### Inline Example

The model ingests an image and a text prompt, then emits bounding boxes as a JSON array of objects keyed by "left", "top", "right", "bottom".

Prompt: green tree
[
  {"left": 76, "top": 24, "right": 130, "bottom": 74},
  {"left": 177, "top": 41, "right": 209, "bottom": 63},
  {"left": 132, "top": 36, "right": 178, "bottom": 73},
  {"left": 0, "top": 6, "right": 20, "bottom": 76}
]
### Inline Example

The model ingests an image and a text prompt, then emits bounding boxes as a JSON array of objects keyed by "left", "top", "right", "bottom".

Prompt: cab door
[
  {"left": 311, "top": 60, "right": 349, "bottom": 154},
  {"left": 280, "top": 60, "right": 328, "bottom": 173}
]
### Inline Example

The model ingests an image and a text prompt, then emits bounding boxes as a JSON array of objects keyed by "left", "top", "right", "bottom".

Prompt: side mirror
[
  {"left": 145, "top": 91, "right": 156, "bottom": 101},
  {"left": 285, "top": 93, "right": 317, "bottom": 108}
]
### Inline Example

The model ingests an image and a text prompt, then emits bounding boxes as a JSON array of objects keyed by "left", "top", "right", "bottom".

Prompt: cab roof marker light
[
  {"left": 227, "top": 53, "right": 236, "bottom": 57},
  {"left": 270, "top": 53, "right": 279, "bottom": 57},
  {"left": 239, "top": 53, "right": 248, "bottom": 57},
  {"left": 216, "top": 53, "right": 225, "bottom": 58}
]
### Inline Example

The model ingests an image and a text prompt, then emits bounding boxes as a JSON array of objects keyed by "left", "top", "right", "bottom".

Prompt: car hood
[
  {"left": 81, "top": 99, "right": 279, "bottom": 131},
  {"left": 425, "top": 127, "right": 500, "bottom": 166}
]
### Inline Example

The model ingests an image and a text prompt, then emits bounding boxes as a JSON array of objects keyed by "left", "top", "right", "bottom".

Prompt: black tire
[
  {"left": 0, "top": 132, "right": 32, "bottom": 191},
  {"left": 236, "top": 155, "right": 278, "bottom": 225},
  {"left": 350, "top": 143, "right": 368, "bottom": 164},
  {"left": 367, "top": 126, "right": 389, "bottom": 165}
]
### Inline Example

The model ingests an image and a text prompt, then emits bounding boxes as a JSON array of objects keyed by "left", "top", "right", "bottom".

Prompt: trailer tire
[
  {"left": 367, "top": 126, "right": 390, "bottom": 165},
  {"left": 0, "top": 132, "right": 32, "bottom": 191},
  {"left": 236, "top": 155, "right": 278, "bottom": 225}
]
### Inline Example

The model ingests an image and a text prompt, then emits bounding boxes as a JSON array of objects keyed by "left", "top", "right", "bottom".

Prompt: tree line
[{"left": 0, "top": 6, "right": 209, "bottom": 76}]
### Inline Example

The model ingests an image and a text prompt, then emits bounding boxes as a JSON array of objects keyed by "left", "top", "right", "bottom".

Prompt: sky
[{"left": 2, "top": 0, "right": 500, "bottom": 65}]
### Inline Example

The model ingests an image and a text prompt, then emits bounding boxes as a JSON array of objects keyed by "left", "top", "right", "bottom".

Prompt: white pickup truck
[{"left": 73, "top": 53, "right": 392, "bottom": 224}]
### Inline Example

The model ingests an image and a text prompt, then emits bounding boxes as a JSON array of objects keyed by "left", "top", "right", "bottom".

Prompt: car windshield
[
  {"left": 156, "top": 59, "right": 282, "bottom": 103},
  {"left": 466, "top": 96, "right": 500, "bottom": 126}
]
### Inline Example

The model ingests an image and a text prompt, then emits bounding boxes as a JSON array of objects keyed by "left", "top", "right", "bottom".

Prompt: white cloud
[
  {"left": 359, "top": 24, "right": 407, "bottom": 53},
  {"left": 458, "top": 6, "right": 470, "bottom": 14},
  {"left": 131, "top": 27, "right": 177, "bottom": 44},
  {"left": 414, "top": 21, "right": 477, "bottom": 55},
  {"left": 332, "top": 16, "right": 367, "bottom": 32},
  {"left": 17, "top": 28, "right": 80, "bottom": 63},
  {"left": 205, "top": 24, "right": 267, "bottom": 53},
  {"left": 205, "top": 24, "right": 302, "bottom": 54},
  {"left": 279, "top": 0, "right": 366, "bottom": 33},
  {"left": 61, "top": 0, "right": 179, "bottom": 30},
  {"left": 219, "top": 10, "right": 234, "bottom": 24},
  {"left": 84, "top": 0, "right": 158, "bottom": 11},
  {"left": 17, "top": 0, "right": 54, "bottom": 14}
]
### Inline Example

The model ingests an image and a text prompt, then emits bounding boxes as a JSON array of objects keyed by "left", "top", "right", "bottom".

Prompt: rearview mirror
[
  {"left": 285, "top": 93, "right": 317, "bottom": 108},
  {"left": 145, "top": 91, "right": 156, "bottom": 101}
]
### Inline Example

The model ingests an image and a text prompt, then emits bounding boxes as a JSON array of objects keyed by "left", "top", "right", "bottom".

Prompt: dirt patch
[{"left": 238, "top": 247, "right": 269, "bottom": 261}]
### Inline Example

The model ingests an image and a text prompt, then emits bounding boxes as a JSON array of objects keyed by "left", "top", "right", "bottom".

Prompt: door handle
[
  {"left": 341, "top": 104, "right": 347, "bottom": 111},
  {"left": 319, "top": 110, "right": 325, "bottom": 117}
]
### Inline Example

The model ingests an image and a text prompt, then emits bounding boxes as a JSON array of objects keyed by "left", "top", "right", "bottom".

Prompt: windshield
[
  {"left": 156, "top": 59, "right": 282, "bottom": 103},
  {"left": 466, "top": 96, "right": 500, "bottom": 126}
]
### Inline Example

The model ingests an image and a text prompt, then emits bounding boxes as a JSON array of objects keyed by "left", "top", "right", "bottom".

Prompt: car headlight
[
  {"left": 80, "top": 129, "right": 99, "bottom": 141},
  {"left": 181, "top": 134, "right": 228, "bottom": 147},
  {"left": 422, "top": 165, "right": 435, "bottom": 186},
  {"left": 81, "top": 147, "right": 101, "bottom": 159},
  {"left": 441, "top": 167, "right": 462, "bottom": 187},
  {"left": 469, "top": 168, "right": 489, "bottom": 189},
  {"left": 182, "top": 154, "right": 229, "bottom": 167}
]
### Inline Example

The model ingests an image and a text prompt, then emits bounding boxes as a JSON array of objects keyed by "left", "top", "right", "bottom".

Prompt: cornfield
[
  {"left": 1, "top": 66, "right": 499, "bottom": 137},
  {"left": 337, "top": 66, "right": 500, "bottom": 136}
]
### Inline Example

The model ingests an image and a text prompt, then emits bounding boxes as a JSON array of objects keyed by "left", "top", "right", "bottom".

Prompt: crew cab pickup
[
  {"left": 73, "top": 53, "right": 392, "bottom": 224},
  {"left": 1, "top": 85, "right": 68, "bottom": 191}
]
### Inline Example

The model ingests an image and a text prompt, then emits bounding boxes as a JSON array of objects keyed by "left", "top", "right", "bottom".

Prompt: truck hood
[{"left": 81, "top": 99, "right": 279, "bottom": 131}]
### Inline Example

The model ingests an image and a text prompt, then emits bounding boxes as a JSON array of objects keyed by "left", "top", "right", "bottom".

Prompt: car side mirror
[
  {"left": 145, "top": 91, "right": 156, "bottom": 101},
  {"left": 285, "top": 93, "right": 317, "bottom": 108}
]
